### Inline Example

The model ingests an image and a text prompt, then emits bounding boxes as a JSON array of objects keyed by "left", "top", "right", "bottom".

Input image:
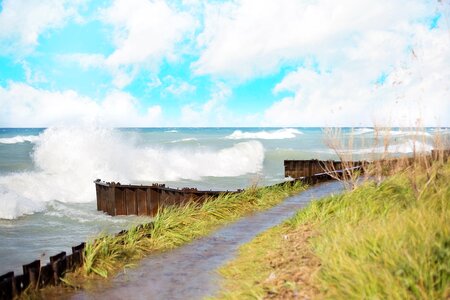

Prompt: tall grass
[
  {"left": 75, "top": 182, "right": 305, "bottom": 282},
  {"left": 215, "top": 161, "right": 450, "bottom": 299}
]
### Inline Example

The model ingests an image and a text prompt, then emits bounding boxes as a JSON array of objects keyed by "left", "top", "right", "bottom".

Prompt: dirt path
[{"left": 70, "top": 181, "right": 343, "bottom": 300}]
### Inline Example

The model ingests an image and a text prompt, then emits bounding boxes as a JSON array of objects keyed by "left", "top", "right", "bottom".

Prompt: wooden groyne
[
  {"left": 95, "top": 180, "right": 241, "bottom": 217},
  {"left": 95, "top": 159, "right": 364, "bottom": 217},
  {"left": 0, "top": 243, "right": 85, "bottom": 300},
  {"left": 285, "top": 150, "right": 450, "bottom": 179},
  {"left": 95, "top": 150, "right": 450, "bottom": 217}
]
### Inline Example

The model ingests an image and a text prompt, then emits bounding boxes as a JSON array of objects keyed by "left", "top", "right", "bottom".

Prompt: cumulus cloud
[
  {"left": 193, "top": 0, "right": 430, "bottom": 80},
  {"left": 191, "top": 0, "right": 448, "bottom": 126},
  {"left": 65, "top": 0, "right": 197, "bottom": 88},
  {"left": 0, "top": 82, "right": 162, "bottom": 127},
  {"left": 163, "top": 76, "right": 196, "bottom": 96},
  {"left": 180, "top": 82, "right": 232, "bottom": 126},
  {"left": 263, "top": 21, "right": 450, "bottom": 127},
  {"left": 0, "top": 0, "right": 85, "bottom": 54}
]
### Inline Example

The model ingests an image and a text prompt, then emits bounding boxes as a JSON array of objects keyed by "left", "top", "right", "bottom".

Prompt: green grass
[
  {"left": 215, "top": 163, "right": 450, "bottom": 299},
  {"left": 75, "top": 182, "right": 305, "bottom": 282}
]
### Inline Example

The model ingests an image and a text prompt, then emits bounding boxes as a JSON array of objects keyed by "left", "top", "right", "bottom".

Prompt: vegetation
[
  {"left": 65, "top": 181, "right": 305, "bottom": 285},
  {"left": 215, "top": 161, "right": 450, "bottom": 299}
]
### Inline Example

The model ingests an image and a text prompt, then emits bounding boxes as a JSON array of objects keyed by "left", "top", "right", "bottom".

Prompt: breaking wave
[
  {"left": 225, "top": 128, "right": 303, "bottom": 140},
  {"left": 351, "top": 128, "right": 374, "bottom": 135},
  {"left": 350, "top": 128, "right": 433, "bottom": 137},
  {"left": 0, "top": 127, "right": 264, "bottom": 219},
  {"left": 0, "top": 135, "right": 39, "bottom": 144},
  {"left": 347, "top": 140, "right": 433, "bottom": 155}
]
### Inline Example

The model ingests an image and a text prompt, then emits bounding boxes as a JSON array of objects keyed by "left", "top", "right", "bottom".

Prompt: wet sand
[{"left": 70, "top": 181, "right": 343, "bottom": 300}]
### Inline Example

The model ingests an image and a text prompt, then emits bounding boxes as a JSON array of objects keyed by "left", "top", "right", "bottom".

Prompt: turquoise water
[{"left": 0, "top": 127, "right": 443, "bottom": 274}]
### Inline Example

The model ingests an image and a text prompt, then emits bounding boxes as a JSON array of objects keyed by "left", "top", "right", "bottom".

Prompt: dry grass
[
  {"left": 56, "top": 182, "right": 306, "bottom": 290},
  {"left": 214, "top": 160, "right": 450, "bottom": 300}
]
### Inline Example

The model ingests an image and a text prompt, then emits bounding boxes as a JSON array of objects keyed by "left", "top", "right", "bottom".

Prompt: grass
[
  {"left": 63, "top": 181, "right": 306, "bottom": 286},
  {"left": 214, "top": 161, "right": 450, "bottom": 299}
]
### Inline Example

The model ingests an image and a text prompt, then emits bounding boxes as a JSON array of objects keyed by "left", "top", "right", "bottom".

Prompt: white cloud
[
  {"left": 21, "top": 61, "right": 48, "bottom": 84},
  {"left": 0, "top": 0, "right": 85, "bottom": 54},
  {"left": 190, "top": 0, "right": 448, "bottom": 126},
  {"left": 0, "top": 82, "right": 163, "bottom": 127},
  {"left": 84, "top": 0, "right": 197, "bottom": 88},
  {"left": 193, "top": 0, "right": 431, "bottom": 80},
  {"left": 163, "top": 76, "right": 196, "bottom": 96},
  {"left": 179, "top": 82, "right": 232, "bottom": 126},
  {"left": 263, "top": 21, "right": 450, "bottom": 127}
]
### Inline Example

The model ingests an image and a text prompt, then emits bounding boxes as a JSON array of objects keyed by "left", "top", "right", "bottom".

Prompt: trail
[{"left": 71, "top": 181, "right": 343, "bottom": 300}]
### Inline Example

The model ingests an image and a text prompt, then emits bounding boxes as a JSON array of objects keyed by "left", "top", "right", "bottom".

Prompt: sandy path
[{"left": 71, "top": 181, "right": 343, "bottom": 300}]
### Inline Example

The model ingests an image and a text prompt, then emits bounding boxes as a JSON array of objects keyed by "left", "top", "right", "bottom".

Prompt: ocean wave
[
  {"left": 0, "top": 135, "right": 39, "bottom": 144},
  {"left": 170, "top": 138, "right": 198, "bottom": 143},
  {"left": 165, "top": 129, "right": 178, "bottom": 133},
  {"left": 342, "top": 140, "right": 433, "bottom": 155},
  {"left": 351, "top": 128, "right": 374, "bottom": 135},
  {"left": 349, "top": 128, "right": 433, "bottom": 138},
  {"left": 0, "top": 127, "right": 264, "bottom": 219},
  {"left": 225, "top": 128, "right": 303, "bottom": 140},
  {"left": 44, "top": 201, "right": 131, "bottom": 224},
  {"left": 0, "top": 185, "right": 45, "bottom": 219},
  {"left": 387, "top": 130, "right": 432, "bottom": 137}
]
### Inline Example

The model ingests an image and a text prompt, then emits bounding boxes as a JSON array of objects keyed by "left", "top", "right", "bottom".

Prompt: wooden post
[
  {"left": 107, "top": 183, "right": 116, "bottom": 216},
  {"left": 38, "top": 264, "right": 53, "bottom": 288},
  {"left": 50, "top": 252, "right": 66, "bottom": 285},
  {"left": 125, "top": 188, "right": 137, "bottom": 215},
  {"left": 22, "top": 260, "right": 40, "bottom": 289},
  {"left": 95, "top": 180, "right": 102, "bottom": 211},
  {"left": 13, "top": 274, "right": 28, "bottom": 297},
  {"left": 150, "top": 187, "right": 161, "bottom": 216},
  {"left": 71, "top": 242, "right": 85, "bottom": 269},
  {"left": 137, "top": 188, "right": 147, "bottom": 216},
  {"left": 114, "top": 187, "right": 126, "bottom": 215},
  {"left": 100, "top": 185, "right": 108, "bottom": 212},
  {"left": 0, "top": 272, "right": 14, "bottom": 300}
]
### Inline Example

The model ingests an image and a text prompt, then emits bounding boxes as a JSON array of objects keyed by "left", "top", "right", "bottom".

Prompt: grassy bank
[
  {"left": 215, "top": 162, "right": 450, "bottom": 299},
  {"left": 64, "top": 181, "right": 305, "bottom": 287}
]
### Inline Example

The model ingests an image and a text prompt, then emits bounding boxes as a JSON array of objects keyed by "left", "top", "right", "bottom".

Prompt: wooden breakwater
[
  {"left": 95, "top": 159, "right": 365, "bottom": 217},
  {"left": 95, "top": 180, "right": 241, "bottom": 217},
  {"left": 0, "top": 243, "right": 85, "bottom": 300},
  {"left": 285, "top": 149, "right": 450, "bottom": 179},
  {"left": 93, "top": 150, "right": 450, "bottom": 217},
  {"left": 284, "top": 159, "right": 360, "bottom": 178}
]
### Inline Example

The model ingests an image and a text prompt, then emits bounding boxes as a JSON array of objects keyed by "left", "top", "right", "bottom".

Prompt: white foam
[
  {"left": 349, "top": 140, "right": 433, "bottom": 155},
  {"left": 0, "top": 135, "right": 39, "bottom": 144},
  {"left": 0, "top": 186, "right": 45, "bottom": 219},
  {"left": 225, "top": 128, "right": 303, "bottom": 140},
  {"left": 165, "top": 130, "right": 178, "bottom": 133},
  {"left": 349, "top": 129, "right": 432, "bottom": 137},
  {"left": 351, "top": 128, "right": 374, "bottom": 135},
  {"left": 386, "top": 130, "right": 432, "bottom": 137},
  {"left": 45, "top": 201, "right": 129, "bottom": 224},
  {"left": 0, "top": 127, "right": 265, "bottom": 219},
  {"left": 170, "top": 138, "right": 198, "bottom": 143}
]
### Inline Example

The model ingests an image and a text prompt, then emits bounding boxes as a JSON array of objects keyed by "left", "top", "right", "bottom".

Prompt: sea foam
[
  {"left": 0, "top": 127, "right": 265, "bottom": 219},
  {"left": 0, "top": 135, "right": 39, "bottom": 144},
  {"left": 225, "top": 128, "right": 303, "bottom": 140},
  {"left": 347, "top": 140, "right": 433, "bottom": 155}
]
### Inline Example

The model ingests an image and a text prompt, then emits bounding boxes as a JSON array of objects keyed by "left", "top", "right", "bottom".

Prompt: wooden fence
[
  {"left": 95, "top": 180, "right": 241, "bottom": 217},
  {"left": 95, "top": 158, "right": 362, "bottom": 218},
  {"left": 0, "top": 243, "right": 85, "bottom": 300}
]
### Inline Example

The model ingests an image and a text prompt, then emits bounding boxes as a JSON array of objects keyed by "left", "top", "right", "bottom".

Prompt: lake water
[{"left": 0, "top": 126, "right": 443, "bottom": 274}]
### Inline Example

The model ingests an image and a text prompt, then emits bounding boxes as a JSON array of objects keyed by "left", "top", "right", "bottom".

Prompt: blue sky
[{"left": 0, "top": 0, "right": 449, "bottom": 127}]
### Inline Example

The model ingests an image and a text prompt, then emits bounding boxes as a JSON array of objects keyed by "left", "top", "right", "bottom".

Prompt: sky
[{"left": 0, "top": 0, "right": 449, "bottom": 127}]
